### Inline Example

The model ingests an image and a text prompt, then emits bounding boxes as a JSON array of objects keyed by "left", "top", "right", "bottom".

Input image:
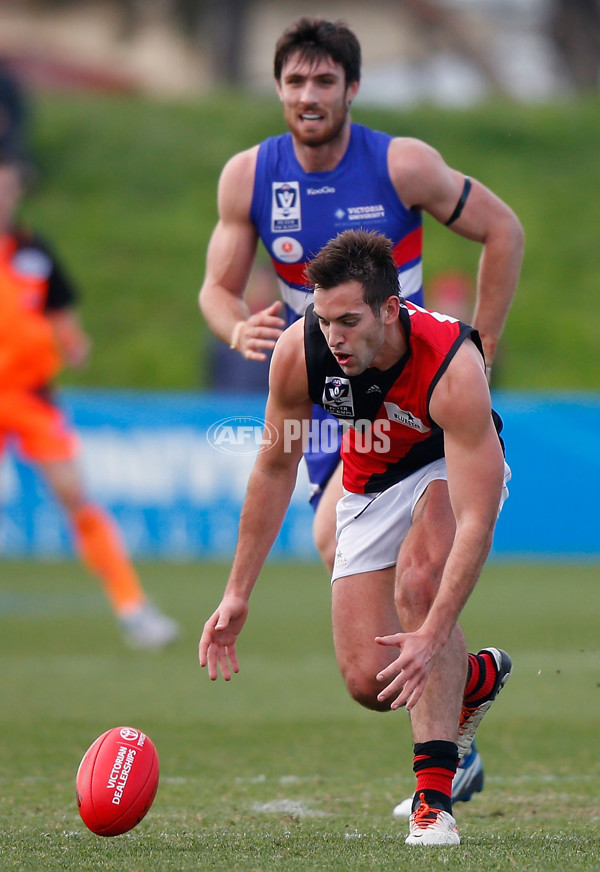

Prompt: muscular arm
[
  {"left": 222, "top": 329, "right": 311, "bottom": 599},
  {"left": 199, "top": 320, "right": 313, "bottom": 678},
  {"left": 389, "top": 138, "right": 524, "bottom": 367},
  {"left": 421, "top": 339, "right": 505, "bottom": 642},
  {"left": 198, "top": 147, "right": 285, "bottom": 361}
]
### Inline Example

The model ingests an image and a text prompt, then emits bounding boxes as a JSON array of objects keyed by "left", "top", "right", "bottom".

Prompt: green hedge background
[{"left": 21, "top": 93, "right": 600, "bottom": 391}]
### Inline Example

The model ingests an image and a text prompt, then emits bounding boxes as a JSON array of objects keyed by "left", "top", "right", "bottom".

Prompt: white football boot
[{"left": 405, "top": 793, "right": 460, "bottom": 846}]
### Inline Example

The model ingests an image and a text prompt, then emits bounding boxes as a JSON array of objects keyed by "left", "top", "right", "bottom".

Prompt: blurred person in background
[
  {"left": 198, "top": 17, "right": 523, "bottom": 810},
  {"left": 0, "top": 152, "right": 179, "bottom": 649}
]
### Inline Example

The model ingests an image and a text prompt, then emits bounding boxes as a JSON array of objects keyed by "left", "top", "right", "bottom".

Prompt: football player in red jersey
[{"left": 200, "top": 230, "right": 513, "bottom": 846}]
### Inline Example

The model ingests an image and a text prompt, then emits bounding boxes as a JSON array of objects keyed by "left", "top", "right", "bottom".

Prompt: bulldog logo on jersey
[
  {"left": 323, "top": 377, "right": 354, "bottom": 419},
  {"left": 272, "top": 181, "right": 301, "bottom": 232}
]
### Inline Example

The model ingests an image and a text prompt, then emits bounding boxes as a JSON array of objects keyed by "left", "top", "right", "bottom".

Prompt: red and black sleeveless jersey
[{"left": 304, "top": 300, "right": 497, "bottom": 494}]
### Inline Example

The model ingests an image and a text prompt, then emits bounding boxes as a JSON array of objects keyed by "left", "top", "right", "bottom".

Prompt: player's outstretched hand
[
  {"left": 199, "top": 594, "right": 249, "bottom": 681},
  {"left": 236, "top": 301, "right": 286, "bottom": 361},
  {"left": 374, "top": 629, "right": 438, "bottom": 712}
]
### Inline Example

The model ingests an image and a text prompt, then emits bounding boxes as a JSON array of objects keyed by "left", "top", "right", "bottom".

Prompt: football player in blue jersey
[{"left": 198, "top": 17, "right": 523, "bottom": 813}]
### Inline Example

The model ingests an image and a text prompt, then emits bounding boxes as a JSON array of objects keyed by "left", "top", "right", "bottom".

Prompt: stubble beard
[{"left": 291, "top": 105, "right": 349, "bottom": 150}]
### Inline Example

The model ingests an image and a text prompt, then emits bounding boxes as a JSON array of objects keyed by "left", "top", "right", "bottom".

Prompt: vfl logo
[
  {"left": 322, "top": 377, "right": 354, "bottom": 419},
  {"left": 276, "top": 184, "right": 296, "bottom": 212},
  {"left": 384, "top": 402, "right": 430, "bottom": 433},
  {"left": 272, "top": 181, "right": 301, "bottom": 232}
]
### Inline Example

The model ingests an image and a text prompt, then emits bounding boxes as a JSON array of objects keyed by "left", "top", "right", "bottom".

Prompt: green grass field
[
  {"left": 19, "top": 92, "right": 600, "bottom": 391},
  {"left": 0, "top": 559, "right": 598, "bottom": 871}
]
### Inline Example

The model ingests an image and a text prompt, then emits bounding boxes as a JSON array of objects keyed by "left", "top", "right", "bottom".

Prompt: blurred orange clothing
[{"left": 0, "top": 232, "right": 68, "bottom": 390}]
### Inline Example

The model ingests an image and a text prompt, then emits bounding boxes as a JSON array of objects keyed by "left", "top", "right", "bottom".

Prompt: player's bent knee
[
  {"left": 395, "top": 563, "right": 439, "bottom": 624},
  {"left": 343, "top": 670, "right": 392, "bottom": 713}
]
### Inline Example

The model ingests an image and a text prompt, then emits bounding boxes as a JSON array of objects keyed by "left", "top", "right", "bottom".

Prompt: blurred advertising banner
[
  {"left": 491, "top": 392, "right": 600, "bottom": 560},
  {"left": 0, "top": 389, "right": 598, "bottom": 560},
  {"left": 0, "top": 390, "right": 316, "bottom": 560}
]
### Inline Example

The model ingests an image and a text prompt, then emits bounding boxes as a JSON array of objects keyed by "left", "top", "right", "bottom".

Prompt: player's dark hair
[
  {"left": 274, "top": 18, "right": 361, "bottom": 85},
  {"left": 306, "top": 230, "right": 400, "bottom": 313}
]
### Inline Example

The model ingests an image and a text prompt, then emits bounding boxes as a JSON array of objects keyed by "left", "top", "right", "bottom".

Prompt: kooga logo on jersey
[{"left": 307, "top": 186, "right": 335, "bottom": 195}]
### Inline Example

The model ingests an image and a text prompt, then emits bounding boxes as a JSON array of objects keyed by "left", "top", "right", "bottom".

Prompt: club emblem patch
[
  {"left": 271, "top": 181, "right": 301, "bottom": 232},
  {"left": 323, "top": 377, "right": 354, "bottom": 419}
]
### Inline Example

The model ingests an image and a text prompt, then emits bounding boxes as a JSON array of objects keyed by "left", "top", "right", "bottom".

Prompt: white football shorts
[{"left": 332, "top": 457, "right": 511, "bottom": 582}]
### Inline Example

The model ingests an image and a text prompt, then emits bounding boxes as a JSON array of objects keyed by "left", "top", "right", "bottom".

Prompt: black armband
[{"left": 444, "top": 176, "right": 472, "bottom": 226}]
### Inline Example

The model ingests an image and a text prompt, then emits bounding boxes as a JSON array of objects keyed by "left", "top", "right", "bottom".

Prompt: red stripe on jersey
[
  {"left": 274, "top": 229, "right": 421, "bottom": 287},
  {"left": 392, "top": 226, "right": 422, "bottom": 267},
  {"left": 272, "top": 259, "right": 308, "bottom": 287}
]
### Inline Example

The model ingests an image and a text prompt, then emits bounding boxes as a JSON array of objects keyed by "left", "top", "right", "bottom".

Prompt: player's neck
[
  {"left": 292, "top": 122, "right": 352, "bottom": 173},
  {"left": 371, "top": 322, "right": 407, "bottom": 372}
]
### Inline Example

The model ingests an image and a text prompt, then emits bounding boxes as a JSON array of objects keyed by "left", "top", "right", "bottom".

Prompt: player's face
[
  {"left": 0, "top": 167, "right": 23, "bottom": 233},
  {"left": 276, "top": 53, "right": 359, "bottom": 148},
  {"left": 313, "top": 281, "right": 390, "bottom": 376}
]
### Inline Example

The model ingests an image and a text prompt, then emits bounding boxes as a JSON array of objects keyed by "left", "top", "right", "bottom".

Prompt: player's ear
[
  {"left": 346, "top": 80, "right": 360, "bottom": 106},
  {"left": 384, "top": 296, "right": 400, "bottom": 323}
]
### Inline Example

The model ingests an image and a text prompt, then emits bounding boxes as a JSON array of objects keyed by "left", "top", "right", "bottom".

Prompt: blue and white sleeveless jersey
[{"left": 250, "top": 124, "right": 424, "bottom": 326}]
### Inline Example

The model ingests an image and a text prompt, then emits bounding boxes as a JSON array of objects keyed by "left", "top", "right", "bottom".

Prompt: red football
[{"left": 76, "top": 726, "right": 159, "bottom": 836}]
